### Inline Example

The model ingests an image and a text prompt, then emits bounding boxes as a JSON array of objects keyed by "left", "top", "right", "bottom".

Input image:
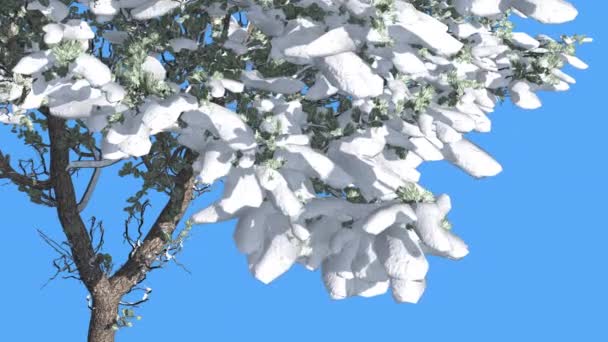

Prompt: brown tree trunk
[
  {"left": 44, "top": 111, "right": 197, "bottom": 341},
  {"left": 46, "top": 113, "right": 118, "bottom": 342},
  {"left": 88, "top": 281, "right": 120, "bottom": 342}
]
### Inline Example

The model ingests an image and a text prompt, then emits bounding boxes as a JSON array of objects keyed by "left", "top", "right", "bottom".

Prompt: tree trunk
[
  {"left": 44, "top": 112, "right": 197, "bottom": 341},
  {"left": 46, "top": 112, "right": 119, "bottom": 341},
  {"left": 88, "top": 282, "right": 120, "bottom": 342}
]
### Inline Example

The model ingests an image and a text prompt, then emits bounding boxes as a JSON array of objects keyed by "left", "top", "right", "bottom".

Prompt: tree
[{"left": 0, "top": 0, "right": 589, "bottom": 341}]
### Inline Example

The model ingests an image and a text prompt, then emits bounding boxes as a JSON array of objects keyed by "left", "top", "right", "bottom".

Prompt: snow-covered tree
[{"left": 0, "top": 0, "right": 589, "bottom": 341}]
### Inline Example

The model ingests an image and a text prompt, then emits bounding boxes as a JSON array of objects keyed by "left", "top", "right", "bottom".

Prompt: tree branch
[
  {"left": 47, "top": 112, "right": 105, "bottom": 290},
  {"left": 77, "top": 166, "right": 101, "bottom": 213},
  {"left": 0, "top": 151, "right": 53, "bottom": 190},
  {"left": 110, "top": 150, "right": 196, "bottom": 294},
  {"left": 68, "top": 159, "right": 121, "bottom": 170},
  {"left": 77, "top": 148, "right": 103, "bottom": 213}
]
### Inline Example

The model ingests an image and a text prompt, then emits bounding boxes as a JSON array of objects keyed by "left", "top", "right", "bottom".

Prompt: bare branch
[
  {"left": 88, "top": 217, "right": 106, "bottom": 255},
  {"left": 77, "top": 149, "right": 104, "bottom": 213},
  {"left": 110, "top": 150, "right": 196, "bottom": 294},
  {"left": 67, "top": 159, "right": 121, "bottom": 170},
  {"left": 119, "top": 287, "right": 152, "bottom": 307},
  {"left": 37, "top": 229, "right": 79, "bottom": 289},
  {"left": 123, "top": 199, "right": 150, "bottom": 251},
  {"left": 0, "top": 150, "right": 53, "bottom": 190},
  {"left": 47, "top": 112, "right": 106, "bottom": 290}
]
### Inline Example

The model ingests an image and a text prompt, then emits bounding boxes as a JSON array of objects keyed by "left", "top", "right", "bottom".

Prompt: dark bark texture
[
  {"left": 88, "top": 280, "right": 121, "bottom": 342},
  {"left": 43, "top": 112, "right": 196, "bottom": 342}
]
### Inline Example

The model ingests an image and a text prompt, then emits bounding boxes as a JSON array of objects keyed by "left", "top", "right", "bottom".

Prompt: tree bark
[
  {"left": 45, "top": 111, "right": 197, "bottom": 342},
  {"left": 111, "top": 150, "right": 196, "bottom": 294},
  {"left": 47, "top": 114, "right": 117, "bottom": 342},
  {"left": 88, "top": 280, "right": 120, "bottom": 342},
  {"left": 48, "top": 115, "right": 103, "bottom": 287}
]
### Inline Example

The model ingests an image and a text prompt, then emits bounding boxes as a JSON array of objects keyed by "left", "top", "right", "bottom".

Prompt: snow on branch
[{"left": 0, "top": 0, "right": 590, "bottom": 303}]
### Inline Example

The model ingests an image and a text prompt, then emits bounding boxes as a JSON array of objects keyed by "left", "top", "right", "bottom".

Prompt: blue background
[{"left": 1, "top": 1, "right": 606, "bottom": 340}]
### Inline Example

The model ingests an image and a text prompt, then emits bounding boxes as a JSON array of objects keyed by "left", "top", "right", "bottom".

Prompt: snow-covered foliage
[{"left": 1, "top": 0, "right": 589, "bottom": 303}]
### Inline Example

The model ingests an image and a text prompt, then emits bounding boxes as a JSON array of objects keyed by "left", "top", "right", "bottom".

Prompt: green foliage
[
  {"left": 454, "top": 46, "right": 473, "bottom": 64},
  {"left": 119, "top": 134, "right": 188, "bottom": 218},
  {"left": 304, "top": 104, "right": 342, "bottom": 151},
  {"left": 345, "top": 186, "right": 365, "bottom": 204},
  {"left": 0, "top": 2, "right": 43, "bottom": 69},
  {"left": 275, "top": 1, "right": 328, "bottom": 21},
  {"left": 51, "top": 40, "right": 82, "bottom": 66},
  {"left": 396, "top": 183, "right": 435, "bottom": 204},
  {"left": 511, "top": 34, "right": 586, "bottom": 86},
  {"left": 411, "top": 0, "right": 459, "bottom": 20},
  {"left": 406, "top": 85, "right": 435, "bottom": 114},
  {"left": 441, "top": 218, "right": 453, "bottom": 230},
  {"left": 439, "top": 70, "right": 482, "bottom": 106},
  {"left": 113, "top": 308, "right": 142, "bottom": 330},
  {"left": 114, "top": 33, "right": 175, "bottom": 104},
  {"left": 100, "top": 253, "right": 114, "bottom": 274},
  {"left": 490, "top": 10, "right": 515, "bottom": 39},
  {"left": 374, "top": 0, "right": 396, "bottom": 13},
  {"left": 262, "top": 156, "right": 285, "bottom": 171}
]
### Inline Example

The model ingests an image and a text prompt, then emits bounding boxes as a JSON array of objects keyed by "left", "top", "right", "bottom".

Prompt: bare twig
[
  {"left": 38, "top": 229, "right": 79, "bottom": 289},
  {"left": 123, "top": 200, "right": 151, "bottom": 251},
  {"left": 0, "top": 151, "right": 53, "bottom": 190},
  {"left": 88, "top": 217, "right": 106, "bottom": 255},
  {"left": 47, "top": 113, "right": 105, "bottom": 289},
  {"left": 119, "top": 287, "right": 152, "bottom": 307},
  {"left": 110, "top": 150, "right": 197, "bottom": 294}
]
